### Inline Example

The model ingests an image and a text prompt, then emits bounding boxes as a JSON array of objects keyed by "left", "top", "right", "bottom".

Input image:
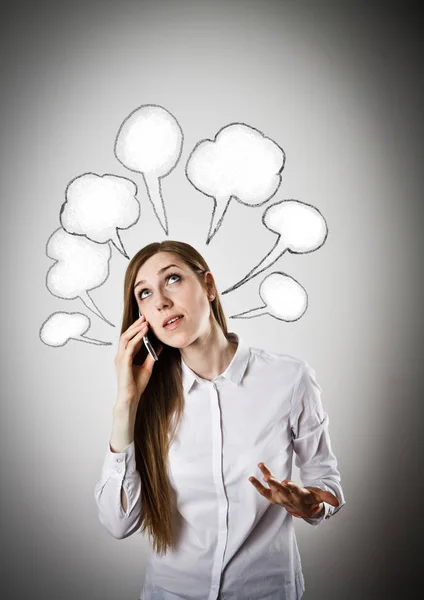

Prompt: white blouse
[{"left": 94, "top": 333, "right": 346, "bottom": 599}]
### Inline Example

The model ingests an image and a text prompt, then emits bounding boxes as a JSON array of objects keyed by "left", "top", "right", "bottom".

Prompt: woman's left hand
[{"left": 249, "top": 462, "right": 340, "bottom": 514}]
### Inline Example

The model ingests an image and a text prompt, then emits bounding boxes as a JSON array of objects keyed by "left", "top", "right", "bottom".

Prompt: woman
[{"left": 94, "top": 240, "right": 346, "bottom": 600}]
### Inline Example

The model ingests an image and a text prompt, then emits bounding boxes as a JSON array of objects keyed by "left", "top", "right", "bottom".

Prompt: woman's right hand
[{"left": 114, "top": 314, "right": 163, "bottom": 408}]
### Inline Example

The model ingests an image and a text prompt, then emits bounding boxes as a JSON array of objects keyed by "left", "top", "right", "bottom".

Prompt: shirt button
[
  {"left": 117, "top": 468, "right": 122, "bottom": 473},
  {"left": 116, "top": 458, "right": 123, "bottom": 462}
]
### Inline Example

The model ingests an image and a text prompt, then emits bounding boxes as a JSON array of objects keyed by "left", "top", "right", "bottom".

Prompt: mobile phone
[{"left": 137, "top": 310, "right": 159, "bottom": 362}]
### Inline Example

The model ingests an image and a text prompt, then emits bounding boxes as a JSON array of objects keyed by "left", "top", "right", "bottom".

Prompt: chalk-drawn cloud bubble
[
  {"left": 45, "top": 228, "right": 114, "bottom": 326},
  {"left": 185, "top": 123, "right": 285, "bottom": 244},
  {"left": 114, "top": 104, "right": 183, "bottom": 236},
  {"left": 60, "top": 173, "right": 139, "bottom": 259},
  {"left": 222, "top": 199, "right": 327, "bottom": 295},
  {"left": 39, "top": 312, "right": 112, "bottom": 347},
  {"left": 229, "top": 272, "right": 307, "bottom": 322}
]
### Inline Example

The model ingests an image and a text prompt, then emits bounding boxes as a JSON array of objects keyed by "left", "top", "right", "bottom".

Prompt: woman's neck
[{"left": 179, "top": 324, "right": 238, "bottom": 382}]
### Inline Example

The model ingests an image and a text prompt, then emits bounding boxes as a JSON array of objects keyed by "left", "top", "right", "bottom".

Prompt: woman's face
[{"left": 133, "top": 252, "right": 214, "bottom": 348}]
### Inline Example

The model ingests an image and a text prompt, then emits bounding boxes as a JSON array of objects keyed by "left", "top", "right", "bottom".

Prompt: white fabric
[{"left": 94, "top": 333, "right": 346, "bottom": 599}]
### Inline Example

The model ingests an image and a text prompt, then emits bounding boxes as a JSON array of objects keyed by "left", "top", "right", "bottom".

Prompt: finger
[
  {"left": 124, "top": 329, "right": 149, "bottom": 360},
  {"left": 305, "top": 486, "right": 340, "bottom": 508},
  {"left": 126, "top": 314, "right": 146, "bottom": 333},
  {"left": 280, "top": 479, "right": 293, "bottom": 488},
  {"left": 123, "top": 327, "right": 150, "bottom": 361},
  {"left": 258, "top": 464, "right": 292, "bottom": 496},
  {"left": 118, "top": 319, "right": 147, "bottom": 353},
  {"left": 131, "top": 318, "right": 148, "bottom": 334},
  {"left": 288, "top": 481, "right": 320, "bottom": 501},
  {"left": 125, "top": 323, "right": 149, "bottom": 351},
  {"left": 260, "top": 466, "right": 293, "bottom": 496},
  {"left": 258, "top": 462, "right": 277, "bottom": 479},
  {"left": 248, "top": 477, "right": 272, "bottom": 502},
  {"left": 263, "top": 475, "right": 291, "bottom": 502},
  {"left": 320, "top": 490, "right": 340, "bottom": 507}
]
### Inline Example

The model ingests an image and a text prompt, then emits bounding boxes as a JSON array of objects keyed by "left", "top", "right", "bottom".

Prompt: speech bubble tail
[
  {"left": 206, "top": 196, "right": 231, "bottom": 245},
  {"left": 77, "top": 334, "right": 113, "bottom": 346},
  {"left": 79, "top": 292, "right": 115, "bottom": 327},
  {"left": 230, "top": 306, "right": 269, "bottom": 319},
  {"left": 144, "top": 173, "right": 169, "bottom": 235},
  {"left": 111, "top": 231, "right": 129, "bottom": 259},
  {"left": 222, "top": 240, "right": 286, "bottom": 294},
  {"left": 221, "top": 274, "right": 251, "bottom": 295}
]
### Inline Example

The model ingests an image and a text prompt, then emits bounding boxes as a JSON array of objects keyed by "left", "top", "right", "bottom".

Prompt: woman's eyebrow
[{"left": 134, "top": 264, "right": 181, "bottom": 291}]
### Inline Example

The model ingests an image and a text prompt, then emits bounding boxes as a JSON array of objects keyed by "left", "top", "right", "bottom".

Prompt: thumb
[{"left": 305, "top": 486, "right": 340, "bottom": 507}]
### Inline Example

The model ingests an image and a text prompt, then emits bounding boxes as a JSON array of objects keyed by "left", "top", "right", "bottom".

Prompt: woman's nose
[{"left": 155, "top": 291, "right": 172, "bottom": 310}]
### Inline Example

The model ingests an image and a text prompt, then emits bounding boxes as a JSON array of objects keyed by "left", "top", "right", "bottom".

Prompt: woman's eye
[{"left": 139, "top": 273, "right": 180, "bottom": 300}]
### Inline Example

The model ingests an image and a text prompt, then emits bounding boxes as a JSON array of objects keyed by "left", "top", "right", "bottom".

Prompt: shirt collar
[{"left": 181, "top": 332, "right": 250, "bottom": 393}]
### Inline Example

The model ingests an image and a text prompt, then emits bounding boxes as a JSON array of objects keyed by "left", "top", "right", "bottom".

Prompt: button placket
[{"left": 209, "top": 381, "right": 228, "bottom": 599}]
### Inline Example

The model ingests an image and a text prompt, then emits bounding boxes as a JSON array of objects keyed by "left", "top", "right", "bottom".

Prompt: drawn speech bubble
[
  {"left": 186, "top": 123, "right": 285, "bottom": 244},
  {"left": 39, "top": 312, "right": 112, "bottom": 347},
  {"left": 46, "top": 228, "right": 114, "bottom": 326},
  {"left": 60, "top": 173, "right": 139, "bottom": 259},
  {"left": 229, "top": 272, "right": 307, "bottom": 322},
  {"left": 222, "top": 199, "right": 327, "bottom": 295},
  {"left": 114, "top": 104, "right": 183, "bottom": 235}
]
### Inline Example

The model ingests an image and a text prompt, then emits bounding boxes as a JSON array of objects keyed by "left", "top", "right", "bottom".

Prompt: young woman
[{"left": 94, "top": 240, "right": 346, "bottom": 600}]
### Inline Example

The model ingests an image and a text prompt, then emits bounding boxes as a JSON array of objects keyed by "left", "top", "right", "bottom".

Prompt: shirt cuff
[
  {"left": 301, "top": 502, "right": 326, "bottom": 525},
  {"left": 101, "top": 440, "right": 137, "bottom": 479}
]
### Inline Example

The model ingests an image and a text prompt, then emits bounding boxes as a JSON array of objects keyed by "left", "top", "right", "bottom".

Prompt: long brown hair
[{"left": 120, "top": 240, "right": 236, "bottom": 556}]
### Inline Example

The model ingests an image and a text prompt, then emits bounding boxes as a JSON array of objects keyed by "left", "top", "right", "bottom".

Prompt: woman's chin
[
  {"left": 157, "top": 330, "right": 189, "bottom": 348},
  {"left": 166, "top": 332, "right": 196, "bottom": 350}
]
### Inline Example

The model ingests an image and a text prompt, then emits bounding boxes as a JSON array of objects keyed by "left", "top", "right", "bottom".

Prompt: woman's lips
[{"left": 163, "top": 315, "right": 184, "bottom": 331}]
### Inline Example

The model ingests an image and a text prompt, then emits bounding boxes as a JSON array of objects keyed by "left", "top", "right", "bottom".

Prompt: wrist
[
  {"left": 113, "top": 400, "right": 138, "bottom": 420},
  {"left": 307, "top": 502, "right": 325, "bottom": 519},
  {"left": 287, "top": 502, "right": 324, "bottom": 518}
]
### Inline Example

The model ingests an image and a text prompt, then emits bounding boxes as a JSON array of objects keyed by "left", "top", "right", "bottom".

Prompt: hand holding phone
[
  {"left": 114, "top": 313, "right": 163, "bottom": 406},
  {"left": 139, "top": 310, "right": 159, "bottom": 361}
]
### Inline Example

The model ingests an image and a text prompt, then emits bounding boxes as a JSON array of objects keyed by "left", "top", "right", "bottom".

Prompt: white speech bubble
[
  {"left": 186, "top": 123, "right": 285, "bottom": 244},
  {"left": 60, "top": 173, "right": 139, "bottom": 259},
  {"left": 46, "top": 228, "right": 114, "bottom": 326},
  {"left": 114, "top": 104, "right": 184, "bottom": 235},
  {"left": 222, "top": 199, "right": 327, "bottom": 295},
  {"left": 229, "top": 272, "right": 307, "bottom": 321},
  {"left": 39, "top": 311, "right": 112, "bottom": 347}
]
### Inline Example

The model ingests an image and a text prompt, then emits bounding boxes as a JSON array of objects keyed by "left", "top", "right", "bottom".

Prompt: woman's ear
[{"left": 204, "top": 271, "right": 216, "bottom": 298}]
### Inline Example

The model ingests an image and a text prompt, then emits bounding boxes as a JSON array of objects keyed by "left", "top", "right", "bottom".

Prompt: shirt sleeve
[
  {"left": 290, "top": 361, "right": 347, "bottom": 528},
  {"left": 93, "top": 440, "right": 143, "bottom": 539}
]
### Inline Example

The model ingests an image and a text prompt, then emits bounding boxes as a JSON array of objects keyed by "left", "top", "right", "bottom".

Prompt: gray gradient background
[{"left": 1, "top": 0, "right": 422, "bottom": 598}]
